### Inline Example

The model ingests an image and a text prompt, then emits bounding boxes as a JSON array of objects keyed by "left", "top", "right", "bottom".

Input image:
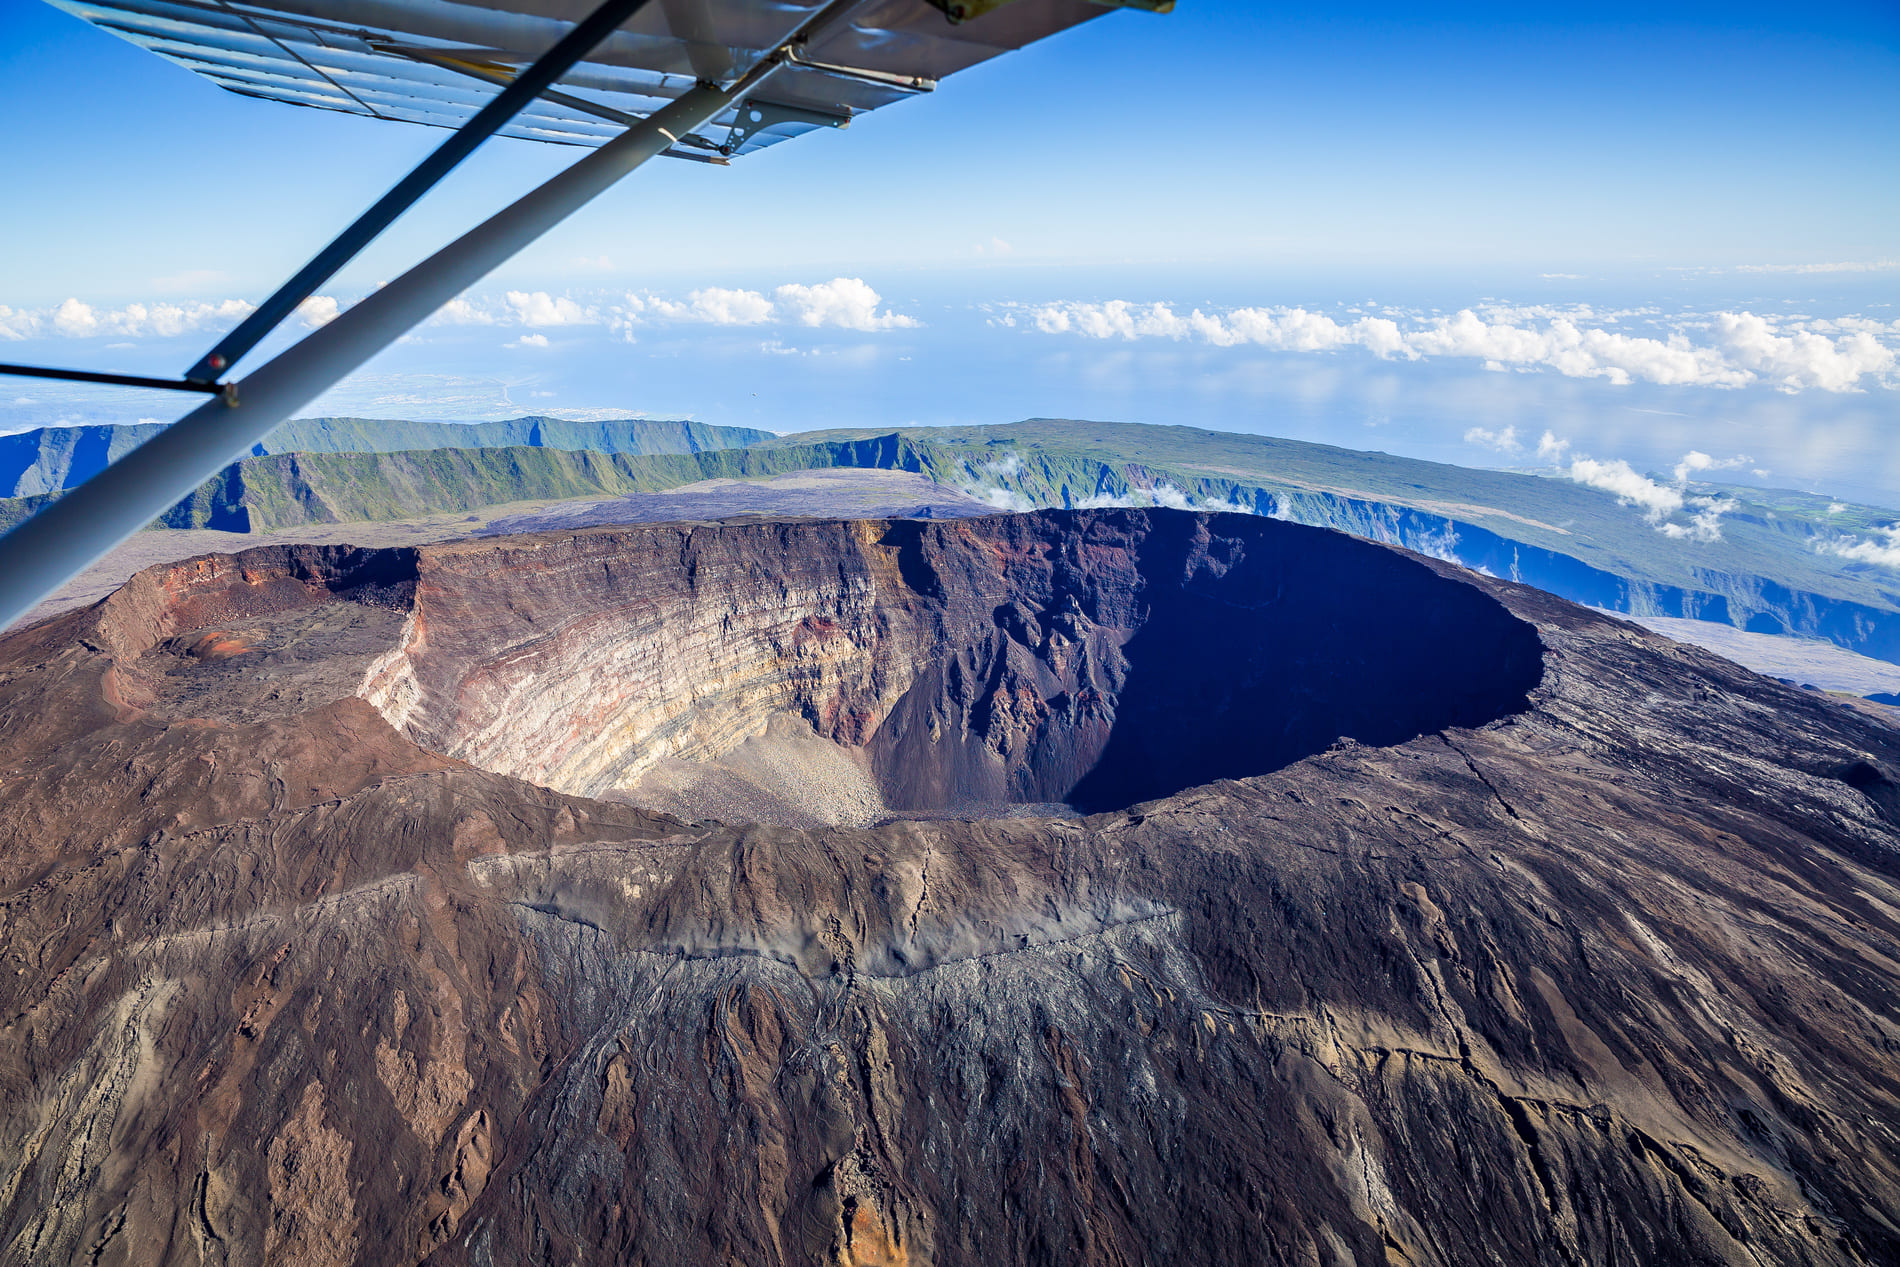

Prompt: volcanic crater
[
  {"left": 2, "top": 508, "right": 1898, "bottom": 1267},
  {"left": 264, "top": 510, "right": 1547, "bottom": 825}
]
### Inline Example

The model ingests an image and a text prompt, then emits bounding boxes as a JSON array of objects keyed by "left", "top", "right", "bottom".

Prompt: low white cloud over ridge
[
  {"left": 1567, "top": 457, "right": 1686, "bottom": 522},
  {"left": 1818, "top": 525, "right": 1900, "bottom": 570},
  {"left": 1025, "top": 299, "right": 1897, "bottom": 393},
  {"left": 1548, "top": 444, "right": 1747, "bottom": 543}
]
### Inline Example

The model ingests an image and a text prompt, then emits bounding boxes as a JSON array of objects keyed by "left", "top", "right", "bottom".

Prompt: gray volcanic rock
[
  {"left": 477, "top": 468, "right": 993, "bottom": 536},
  {"left": 0, "top": 509, "right": 1895, "bottom": 1266}
]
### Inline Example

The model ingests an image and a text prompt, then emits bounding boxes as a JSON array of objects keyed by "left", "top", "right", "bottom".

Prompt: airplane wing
[
  {"left": 47, "top": 0, "right": 1168, "bottom": 158},
  {"left": 0, "top": 0, "right": 1171, "bottom": 632}
]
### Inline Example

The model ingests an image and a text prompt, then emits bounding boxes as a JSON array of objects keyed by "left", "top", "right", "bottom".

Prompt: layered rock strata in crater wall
[{"left": 347, "top": 511, "right": 1544, "bottom": 816}]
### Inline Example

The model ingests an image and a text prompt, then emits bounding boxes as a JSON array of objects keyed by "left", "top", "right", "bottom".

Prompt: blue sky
[{"left": 2, "top": 0, "right": 1897, "bottom": 502}]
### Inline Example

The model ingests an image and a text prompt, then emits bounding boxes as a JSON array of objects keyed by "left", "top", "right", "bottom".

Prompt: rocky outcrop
[{"left": 0, "top": 509, "right": 1895, "bottom": 1266}]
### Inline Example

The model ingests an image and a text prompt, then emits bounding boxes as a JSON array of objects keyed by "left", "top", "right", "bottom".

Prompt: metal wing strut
[
  {"left": 0, "top": 0, "right": 1165, "bottom": 631},
  {"left": 0, "top": 1, "right": 847, "bottom": 630}
]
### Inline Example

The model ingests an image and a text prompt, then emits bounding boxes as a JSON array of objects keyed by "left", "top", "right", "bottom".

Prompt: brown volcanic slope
[{"left": 0, "top": 509, "right": 1897, "bottom": 1267}]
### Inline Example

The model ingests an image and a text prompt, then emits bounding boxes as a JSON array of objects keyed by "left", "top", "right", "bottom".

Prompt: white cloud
[
  {"left": 504, "top": 291, "right": 592, "bottom": 327},
  {"left": 1672, "top": 449, "right": 1749, "bottom": 483},
  {"left": 1030, "top": 301, "right": 1415, "bottom": 360},
  {"left": 435, "top": 297, "right": 496, "bottom": 325},
  {"left": 507, "top": 333, "right": 550, "bottom": 349},
  {"left": 1709, "top": 312, "right": 1894, "bottom": 391},
  {"left": 1568, "top": 457, "right": 1685, "bottom": 523},
  {"left": 610, "top": 278, "right": 916, "bottom": 332},
  {"left": 52, "top": 298, "right": 97, "bottom": 337},
  {"left": 296, "top": 295, "right": 340, "bottom": 327},
  {"left": 774, "top": 278, "right": 917, "bottom": 331},
  {"left": 1075, "top": 483, "right": 1247, "bottom": 514},
  {"left": 1735, "top": 259, "right": 1899, "bottom": 274},
  {"left": 1563, "top": 447, "right": 1756, "bottom": 542},
  {"left": 1536, "top": 431, "right": 1571, "bottom": 461},
  {"left": 0, "top": 296, "right": 255, "bottom": 340},
  {"left": 952, "top": 452, "right": 1239, "bottom": 515},
  {"left": 1817, "top": 525, "right": 1900, "bottom": 568},
  {"left": 1657, "top": 495, "right": 1734, "bottom": 543},
  {"left": 1463, "top": 425, "right": 1520, "bottom": 453},
  {"left": 956, "top": 453, "right": 1247, "bottom": 516},
  {"left": 1828, "top": 502, "right": 1848, "bottom": 515},
  {"left": 1408, "top": 311, "right": 1745, "bottom": 387},
  {"left": 956, "top": 452, "right": 1032, "bottom": 509},
  {"left": 1034, "top": 299, "right": 1193, "bottom": 340},
  {"left": 659, "top": 286, "right": 775, "bottom": 325},
  {"left": 1078, "top": 484, "right": 1191, "bottom": 511},
  {"left": 1021, "top": 299, "right": 1899, "bottom": 393},
  {"left": 968, "top": 485, "right": 1034, "bottom": 512}
]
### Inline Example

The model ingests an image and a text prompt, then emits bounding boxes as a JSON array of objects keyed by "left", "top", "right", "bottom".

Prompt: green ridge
[
  {"left": 140, "top": 438, "right": 907, "bottom": 531},
  {"left": 770, "top": 419, "right": 1900, "bottom": 622},
  {"left": 0, "top": 415, "right": 770, "bottom": 498},
  {"left": 4, "top": 417, "right": 1896, "bottom": 662}
]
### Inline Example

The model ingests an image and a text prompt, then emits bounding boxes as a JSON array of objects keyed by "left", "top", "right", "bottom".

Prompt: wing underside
[
  {"left": 47, "top": 0, "right": 1157, "bottom": 158},
  {"left": 0, "top": 0, "right": 1172, "bottom": 633}
]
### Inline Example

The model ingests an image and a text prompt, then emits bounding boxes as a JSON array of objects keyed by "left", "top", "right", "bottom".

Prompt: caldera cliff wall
[{"left": 357, "top": 510, "right": 1544, "bottom": 813}]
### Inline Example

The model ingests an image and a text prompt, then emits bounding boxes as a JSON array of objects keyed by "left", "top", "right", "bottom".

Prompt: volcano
[{"left": 0, "top": 508, "right": 1895, "bottom": 1266}]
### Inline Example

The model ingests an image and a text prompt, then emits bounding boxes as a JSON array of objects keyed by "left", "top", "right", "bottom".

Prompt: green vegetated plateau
[
  {"left": 765, "top": 420, "right": 1900, "bottom": 663},
  {"left": 2, "top": 415, "right": 1896, "bottom": 663},
  {"left": 0, "top": 415, "right": 768, "bottom": 499},
  {"left": 149, "top": 442, "right": 908, "bottom": 532}
]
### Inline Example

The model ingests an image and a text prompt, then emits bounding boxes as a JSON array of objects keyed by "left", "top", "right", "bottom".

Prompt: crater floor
[{"left": 0, "top": 509, "right": 1895, "bottom": 1267}]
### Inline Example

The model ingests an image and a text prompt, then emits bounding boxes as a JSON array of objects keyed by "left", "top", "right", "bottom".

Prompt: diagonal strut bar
[
  {"left": 0, "top": 0, "right": 875, "bottom": 632},
  {"left": 0, "top": 362, "right": 229, "bottom": 397},
  {"left": 181, "top": 0, "right": 659, "bottom": 384}
]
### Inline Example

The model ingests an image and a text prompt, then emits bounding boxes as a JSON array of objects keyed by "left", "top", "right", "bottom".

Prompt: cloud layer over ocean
[{"left": 1015, "top": 300, "right": 1899, "bottom": 393}]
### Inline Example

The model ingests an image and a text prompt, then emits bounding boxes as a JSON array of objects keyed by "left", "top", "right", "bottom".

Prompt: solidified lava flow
[{"left": 0, "top": 508, "right": 1897, "bottom": 1267}]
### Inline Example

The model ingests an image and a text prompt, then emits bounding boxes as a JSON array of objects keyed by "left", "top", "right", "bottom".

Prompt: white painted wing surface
[{"left": 43, "top": 0, "right": 1165, "bottom": 158}]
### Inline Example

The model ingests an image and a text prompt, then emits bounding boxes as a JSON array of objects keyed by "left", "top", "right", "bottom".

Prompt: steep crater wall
[{"left": 361, "top": 509, "right": 1545, "bottom": 819}]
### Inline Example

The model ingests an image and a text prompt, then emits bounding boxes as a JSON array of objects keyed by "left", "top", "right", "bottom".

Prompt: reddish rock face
[
  {"left": 0, "top": 509, "right": 1895, "bottom": 1267},
  {"left": 362, "top": 513, "right": 1544, "bottom": 817}
]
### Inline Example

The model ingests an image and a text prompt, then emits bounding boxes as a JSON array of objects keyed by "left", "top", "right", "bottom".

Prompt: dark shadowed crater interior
[{"left": 863, "top": 516, "right": 1547, "bottom": 815}]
